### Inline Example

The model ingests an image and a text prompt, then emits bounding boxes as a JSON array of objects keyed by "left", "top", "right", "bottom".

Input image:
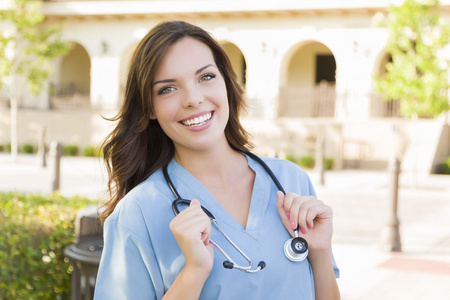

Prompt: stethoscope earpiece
[
  {"left": 284, "top": 231, "right": 308, "bottom": 262},
  {"left": 223, "top": 261, "right": 234, "bottom": 269},
  {"left": 257, "top": 261, "right": 266, "bottom": 270},
  {"left": 223, "top": 260, "right": 265, "bottom": 272}
]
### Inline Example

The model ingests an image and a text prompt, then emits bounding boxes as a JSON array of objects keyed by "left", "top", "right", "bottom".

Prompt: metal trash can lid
[
  {"left": 65, "top": 205, "right": 104, "bottom": 265},
  {"left": 64, "top": 243, "right": 102, "bottom": 265}
]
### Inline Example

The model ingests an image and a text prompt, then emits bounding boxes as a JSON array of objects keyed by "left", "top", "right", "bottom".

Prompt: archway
[
  {"left": 51, "top": 42, "right": 91, "bottom": 109},
  {"left": 372, "top": 51, "right": 400, "bottom": 117},
  {"left": 280, "top": 41, "right": 336, "bottom": 118},
  {"left": 221, "top": 42, "right": 246, "bottom": 88}
]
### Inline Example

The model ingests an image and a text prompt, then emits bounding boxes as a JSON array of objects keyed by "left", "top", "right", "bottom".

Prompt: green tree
[
  {"left": 374, "top": 0, "right": 450, "bottom": 118},
  {"left": 0, "top": 0, "right": 71, "bottom": 162}
]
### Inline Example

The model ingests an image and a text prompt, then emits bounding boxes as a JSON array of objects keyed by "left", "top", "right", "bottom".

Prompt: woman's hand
[
  {"left": 169, "top": 199, "right": 214, "bottom": 276},
  {"left": 276, "top": 191, "right": 333, "bottom": 251}
]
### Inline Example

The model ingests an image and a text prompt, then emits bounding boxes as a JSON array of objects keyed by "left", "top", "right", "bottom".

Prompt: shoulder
[
  {"left": 257, "top": 155, "right": 309, "bottom": 178},
  {"left": 250, "top": 154, "right": 315, "bottom": 196},
  {"left": 105, "top": 168, "right": 173, "bottom": 240}
]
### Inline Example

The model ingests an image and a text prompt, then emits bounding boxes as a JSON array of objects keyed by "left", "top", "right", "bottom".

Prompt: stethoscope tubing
[
  {"left": 170, "top": 197, "right": 262, "bottom": 273},
  {"left": 163, "top": 152, "right": 307, "bottom": 273},
  {"left": 245, "top": 152, "right": 302, "bottom": 236}
]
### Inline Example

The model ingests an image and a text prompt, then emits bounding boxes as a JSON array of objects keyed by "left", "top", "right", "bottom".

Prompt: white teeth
[{"left": 182, "top": 112, "right": 212, "bottom": 127}]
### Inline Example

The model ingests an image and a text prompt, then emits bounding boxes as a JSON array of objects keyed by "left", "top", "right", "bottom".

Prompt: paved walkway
[{"left": 2, "top": 153, "right": 450, "bottom": 299}]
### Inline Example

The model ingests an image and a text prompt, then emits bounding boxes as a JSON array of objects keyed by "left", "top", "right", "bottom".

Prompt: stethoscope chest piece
[{"left": 284, "top": 232, "right": 308, "bottom": 262}]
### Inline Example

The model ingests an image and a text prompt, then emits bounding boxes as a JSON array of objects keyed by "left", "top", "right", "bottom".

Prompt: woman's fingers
[
  {"left": 170, "top": 199, "right": 211, "bottom": 245},
  {"left": 276, "top": 190, "right": 286, "bottom": 218},
  {"left": 279, "top": 193, "right": 327, "bottom": 233},
  {"left": 190, "top": 198, "right": 201, "bottom": 207},
  {"left": 277, "top": 191, "right": 334, "bottom": 251},
  {"left": 170, "top": 199, "right": 214, "bottom": 271}
]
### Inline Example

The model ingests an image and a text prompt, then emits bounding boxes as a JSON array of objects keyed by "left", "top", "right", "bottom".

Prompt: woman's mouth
[{"left": 180, "top": 112, "right": 213, "bottom": 127}]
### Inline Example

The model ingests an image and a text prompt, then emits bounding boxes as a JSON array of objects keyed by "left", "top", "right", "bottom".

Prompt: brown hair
[{"left": 100, "top": 21, "right": 252, "bottom": 223}]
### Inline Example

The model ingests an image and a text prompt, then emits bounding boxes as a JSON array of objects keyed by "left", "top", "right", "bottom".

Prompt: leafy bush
[
  {"left": 284, "top": 154, "right": 296, "bottom": 163},
  {"left": 83, "top": 146, "right": 103, "bottom": 157},
  {"left": 0, "top": 145, "right": 4, "bottom": 152},
  {"left": 324, "top": 158, "right": 334, "bottom": 170},
  {"left": 0, "top": 193, "right": 94, "bottom": 299},
  {"left": 298, "top": 155, "right": 315, "bottom": 169},
  {"left": 62, "top": 145, "right": 79, "bottom": 156},
  {"left": 22, "top": 143, "right": 35, "bottom": 154},
  {"left": 83, "top": 146, "right": 95, "bottom": 157},
  {"left": 438, "top": 156, "right": 450, "bottom": 174},
  {"left": 5, "top": 143, "right": 11, "bottom": 153}
]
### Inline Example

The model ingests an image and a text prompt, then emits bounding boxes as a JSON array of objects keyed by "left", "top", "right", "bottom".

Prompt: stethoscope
[{"left": 162, "top": 152, "right": 308, "bottom": 273}]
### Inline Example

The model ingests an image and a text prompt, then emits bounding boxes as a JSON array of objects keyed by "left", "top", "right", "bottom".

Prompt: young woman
[{"left": 94, "top": 21, "right": 340, "bottom": 300}]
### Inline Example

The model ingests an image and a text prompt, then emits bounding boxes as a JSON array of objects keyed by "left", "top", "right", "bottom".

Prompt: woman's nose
[{"left": 183, "top": 85, "right": 204, "bottom": 108}]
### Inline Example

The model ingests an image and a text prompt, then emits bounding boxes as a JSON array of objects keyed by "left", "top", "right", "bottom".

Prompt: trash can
[{"left": 64, "top": 206, "right": 103, "bottom": 300}]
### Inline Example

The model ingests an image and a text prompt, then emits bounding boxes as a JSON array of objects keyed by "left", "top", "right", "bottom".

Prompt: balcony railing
[
  {"left": 278, "top": 83, "right": 401, "bottom": 118},
  {"left": 50, "top": 85, "right": 90, "bottom": 110},
  {"left": 279, "top": 82, "right": 336, "bottom": 118}
]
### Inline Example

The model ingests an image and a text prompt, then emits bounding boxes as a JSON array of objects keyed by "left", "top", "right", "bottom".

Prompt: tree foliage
[
  {"left": 0, "top": 0, "right": 71, "bottom": 94},
  {"left": 374, "top": 0, "right": 450, "bottom": 118},
  {"left": 0, "top": 0, "right": 72, "bottom": 161}
]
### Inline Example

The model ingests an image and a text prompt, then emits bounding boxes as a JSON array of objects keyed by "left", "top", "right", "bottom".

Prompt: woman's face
[{"left": 151, "top": 37, "right": 229, "bottom": 154}]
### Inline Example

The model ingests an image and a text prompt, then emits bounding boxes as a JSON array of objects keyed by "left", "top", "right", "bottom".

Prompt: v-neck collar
[{"left": 166, "top": 153, "right": 271, "bottom": 240}]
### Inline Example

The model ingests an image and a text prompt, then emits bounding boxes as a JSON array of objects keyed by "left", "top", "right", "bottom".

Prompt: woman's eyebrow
[
  {"left": 152, "top": 78, "right": 175, "bottom": 86},
  {"left": 195, "top": 64, "right": 215, "bottom": 75},
  {"left": 153, "top": 64, "right": 216, "bottom": 86}
]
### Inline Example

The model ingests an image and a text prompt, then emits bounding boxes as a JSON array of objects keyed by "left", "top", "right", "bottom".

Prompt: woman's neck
[{"left": 174, "top": 145, "right": 247, "bottom": 188}]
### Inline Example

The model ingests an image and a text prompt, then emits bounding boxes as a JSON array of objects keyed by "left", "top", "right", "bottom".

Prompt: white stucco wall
[
  {"left": 1, "top": 0, "right": 450, "bottom": 173},
  {"left": 41, "top": 11, "right": 392, "bottom": 120}
]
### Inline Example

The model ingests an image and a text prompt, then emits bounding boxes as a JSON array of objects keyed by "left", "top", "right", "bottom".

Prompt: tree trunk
[
  {"left": 410, "top": 113, "right": 418, "bottom": 188},
  {"left": 10, "top": 86, "right": 18, "bottom": 163},
  {"left": 9, "top": 72, "right": 19, "bottom": 163}
]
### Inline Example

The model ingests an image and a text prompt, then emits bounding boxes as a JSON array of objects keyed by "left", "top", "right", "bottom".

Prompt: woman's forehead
[{"left": 154, "top": 38, "right": 217, "bottom": 79}]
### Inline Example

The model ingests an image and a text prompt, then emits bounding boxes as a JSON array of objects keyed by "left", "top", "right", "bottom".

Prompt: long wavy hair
[{"left": 100, "top": 21, "right": 253, "bottom": 223}]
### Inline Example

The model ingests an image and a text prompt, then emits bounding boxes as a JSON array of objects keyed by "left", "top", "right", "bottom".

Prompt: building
[{"left": 1, "top": 0, "right": 449, "bottom": 173}]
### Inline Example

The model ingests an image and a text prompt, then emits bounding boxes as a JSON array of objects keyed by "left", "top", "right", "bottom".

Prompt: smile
[{"left": 181, "top": 112, "right": 213, "bottom": 127}]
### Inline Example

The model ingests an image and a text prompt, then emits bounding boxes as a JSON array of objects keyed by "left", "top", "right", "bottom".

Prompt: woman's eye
[
  {"left": 157, "top": 86, "right": 175, "bottom": 95},
  {"left": 200, "top": 73, "right": 216, "bottom": 82}
]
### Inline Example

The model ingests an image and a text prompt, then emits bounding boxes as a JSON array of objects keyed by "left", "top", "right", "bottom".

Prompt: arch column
[
  {"left": 244, "top": 41, "right": 281, "bottom": 120},
  {"left": 90, "top": 55, "right": 121, "bottom": 110},
  {"left": 334, "top": 44, "right": 372, "bottom": 121},
  {"left": 213, "top": 29, "right": 281, "bottom": 120},
  {"left": 334, "top": 29, "right": 388, "bottom": 121}
]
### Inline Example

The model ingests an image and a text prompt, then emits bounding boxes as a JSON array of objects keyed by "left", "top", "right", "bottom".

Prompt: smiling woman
[
  {"left": 94, "top": 21, "right": 340, "bottom": 300},
  {"left": 151, "top": 37, "right": 229, "bottom": 153}
]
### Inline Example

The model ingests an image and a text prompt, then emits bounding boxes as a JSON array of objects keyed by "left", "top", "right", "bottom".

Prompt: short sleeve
[
  {"left": 94, "top": 215, "right": 162, "bottom": 299},
  {"left": 332, "top": 255, "right": 340, "bottom": 278}
]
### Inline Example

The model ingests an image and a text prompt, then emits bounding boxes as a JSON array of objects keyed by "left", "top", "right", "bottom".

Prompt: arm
[
  {"left": 163, "top": 199, "right": 214, "bottom": 300},
  {"left": 307, "top": 247, "right": 340, "bottom": 300},
  {"left": 162, "top": 267, "right": 209, "bottom": 300},
  {"left": 276, "top": 191, "right": 340, "bottom": 300}
]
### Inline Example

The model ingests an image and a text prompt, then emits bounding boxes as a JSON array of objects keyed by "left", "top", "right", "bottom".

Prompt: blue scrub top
[{"left": 94, "top": 155, "right": 339, "bottom": 299}]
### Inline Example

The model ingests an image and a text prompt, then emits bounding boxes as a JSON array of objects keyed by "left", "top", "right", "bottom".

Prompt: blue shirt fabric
[{"left": 94, "top": 155, "right": 339, "bottom": 300}]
